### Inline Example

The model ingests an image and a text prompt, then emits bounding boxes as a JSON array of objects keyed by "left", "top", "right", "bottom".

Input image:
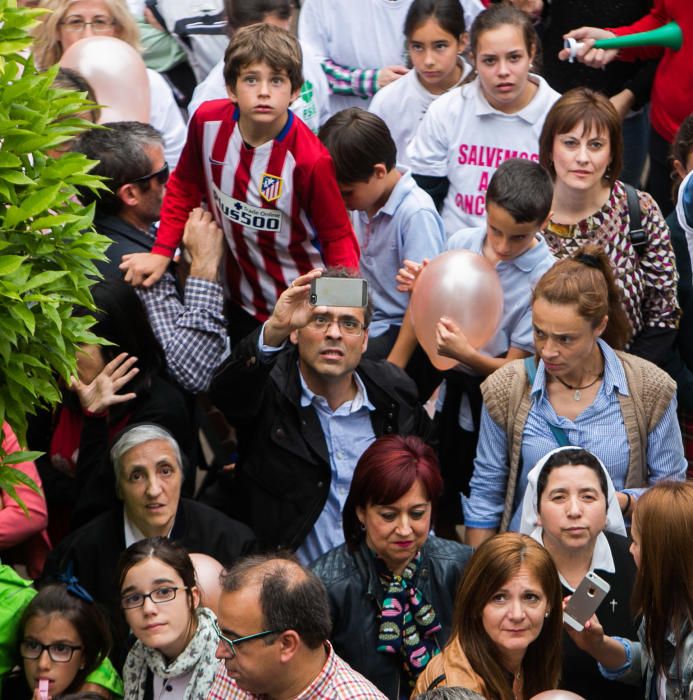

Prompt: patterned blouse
[{"left": 544, "top": 180, "right": 680, "bottom": 341}]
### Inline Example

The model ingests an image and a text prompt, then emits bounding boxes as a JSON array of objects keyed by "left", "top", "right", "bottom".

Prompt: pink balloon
[
  {"left": 190, "top": 553, "right": 224, "bottom": 616},
  {"left": 530, "top": 692, "right": 587, "bottom": 700},
  {"left": 410, "top": 250, "right": 503, "bottom": 370},
  {"left": 59, "top": 36, "right": 150, "bottom": 124}
]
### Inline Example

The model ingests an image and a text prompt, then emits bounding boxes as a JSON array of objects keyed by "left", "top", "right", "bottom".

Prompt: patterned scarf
[
  {"left": 375, "top": 552, "right": 442, "bottom": 683},
  {"left": 123, "top": 606, "right": 219, "bottom": 700}
]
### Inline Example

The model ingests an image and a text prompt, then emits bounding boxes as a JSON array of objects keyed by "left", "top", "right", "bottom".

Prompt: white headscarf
[
  {"left": 677, "top": 169, "right": 693, "bottom": 269},
  {"left": 519, "top": 445, "right": 626, "bottom": 540}
]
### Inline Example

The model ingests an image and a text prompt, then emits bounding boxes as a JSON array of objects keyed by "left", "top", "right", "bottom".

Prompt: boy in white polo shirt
[
  {"left": 319, "top": 107, "right": 446, "bottom": 359},
  {"left": 392, "top": 159, "right": 556, "bottom": 531}
]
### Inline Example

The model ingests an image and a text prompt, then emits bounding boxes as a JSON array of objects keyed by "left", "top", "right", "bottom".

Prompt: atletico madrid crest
[{"left": 260, "top": 173, "right": 283, "bottom": 202}]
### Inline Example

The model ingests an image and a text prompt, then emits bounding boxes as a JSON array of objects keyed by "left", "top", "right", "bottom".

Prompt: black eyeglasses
[
  {"left": 130, "top": 162, "right": 170, "bottom": 186},
  {"left": 20, "top": 640, "right": 83, "bottom": 663},
  {"left": 213, "top": 620, "right": 278, "bottom": 659},
  {"left": 121, "top": 585, "right": 187, "bottom": 609}
]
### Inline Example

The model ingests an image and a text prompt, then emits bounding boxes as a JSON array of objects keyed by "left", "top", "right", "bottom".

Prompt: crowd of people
[{"left": 1, "top": 0, "right": 692, "bottom": 698}]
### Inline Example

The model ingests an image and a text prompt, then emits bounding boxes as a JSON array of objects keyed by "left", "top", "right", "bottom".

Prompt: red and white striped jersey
[{"left": 154, "top": 100, "right": 359, "bottom": 321}]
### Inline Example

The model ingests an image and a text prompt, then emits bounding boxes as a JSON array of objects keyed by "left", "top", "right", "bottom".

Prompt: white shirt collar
[{"left": 123, "top": 510, "right": 174, "bottom": 548}]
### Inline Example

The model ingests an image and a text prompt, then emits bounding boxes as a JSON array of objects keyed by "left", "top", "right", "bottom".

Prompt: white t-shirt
[
  {"left": 369, "top": 58, "right": 470, "bottom": 168},
  {"left": 187, "top": 40, "right": 330, "bottom": 133},
  {"left": 147, "top": 68, "right": 186, "bottom": 167},
  {"left": 298, "top": 0, "right": 412, "bottom": 115},
  {"left": 407, "top": 74, "right": 560, "bottom": 235}
]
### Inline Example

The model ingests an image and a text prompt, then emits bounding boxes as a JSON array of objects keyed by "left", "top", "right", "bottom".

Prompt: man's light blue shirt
[
  {"left": 353, "top": 167, "right": 445, "bottom": 337},
  {"left": 295, "top": 371, "right": 376, "bottom": 564},
  {"left": 463, "top": 339, "right": 687, "bottom": 530}
]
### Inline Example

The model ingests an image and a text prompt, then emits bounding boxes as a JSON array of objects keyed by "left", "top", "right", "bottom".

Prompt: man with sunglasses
[
  {"left": 207, "top": 268, "right": 433, "bottom": 562},
  {"left": 208, "top": 554, "right": 386, "bottom": 699},
  {"left": 70, "top": 122, "right": 228, "bottom": 393}
]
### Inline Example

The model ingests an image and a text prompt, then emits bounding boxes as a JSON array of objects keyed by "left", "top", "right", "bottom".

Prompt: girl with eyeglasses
[
  {"left": 118, "top": 537, "right": 219, "bottom": 700},
  {"left": 14, "top": 583, "right": 119, "bottom": 699}
]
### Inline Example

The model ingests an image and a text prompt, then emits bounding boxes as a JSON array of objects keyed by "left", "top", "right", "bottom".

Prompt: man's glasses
[
  {"left": 20, "top": 640, "right": 83, "bottom": 663},
  {"left": 213, "top": 620, "right": 278, "bottom": 659},
  {"left": 306, "top": 314, "right": 365, "bottom": 336},
  {"left": 121, "top": 585, "right": 187, "bottom": 609},
  {"left": 130, "top": 162, "right": 170, "bottom": 186},
  {"left": 59, "top": 16, "right": 116, "bottom": 33}
]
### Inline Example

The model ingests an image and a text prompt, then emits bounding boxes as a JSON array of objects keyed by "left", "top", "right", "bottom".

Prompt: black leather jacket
[{"left": 311, "top": 537, "right": 473, "bottom": 700}]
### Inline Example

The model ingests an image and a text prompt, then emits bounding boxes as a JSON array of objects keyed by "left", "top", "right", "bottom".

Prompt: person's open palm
[{"left": 71, "top": 352, "right": 139, "bottom": 414}]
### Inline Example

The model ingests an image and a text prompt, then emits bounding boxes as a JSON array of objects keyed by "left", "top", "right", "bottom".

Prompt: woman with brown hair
[
  {"left": 568, "top": 480, "right": 693, "bottom": 698},
  {"left": 413, "top": 533, "right": 563, "bottom": 700},
  {"left": 538, "top": 87, "right": 679, "bottom": 366},
  {"left": 463, "top": 245, "right": 686, "bottom": 547}
]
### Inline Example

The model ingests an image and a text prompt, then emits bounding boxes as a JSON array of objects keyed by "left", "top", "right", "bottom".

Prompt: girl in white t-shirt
[
  {"left": 408, "top": 3, "right": 560, "bottom": 234},
  {"left": 369, "top": 0, "right": 471, "bottom": 169}
]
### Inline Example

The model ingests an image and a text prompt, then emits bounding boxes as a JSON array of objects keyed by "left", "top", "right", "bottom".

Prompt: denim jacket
[{"left": 600, "top": 620, "right": 692, "bottom": 699}]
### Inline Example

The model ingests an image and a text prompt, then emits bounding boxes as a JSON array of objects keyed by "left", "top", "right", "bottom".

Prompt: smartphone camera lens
[{"left": 309, "top": 293, "right": 317, "bottom": 305}]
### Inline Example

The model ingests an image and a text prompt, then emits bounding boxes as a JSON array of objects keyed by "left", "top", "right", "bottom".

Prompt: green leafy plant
[{"left": 0, "top": 0, "right": 110, "bottom": 508}]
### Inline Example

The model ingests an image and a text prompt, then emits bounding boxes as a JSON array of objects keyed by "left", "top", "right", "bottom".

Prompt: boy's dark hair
[
  {"left": 318, "top": 108, "right": 396, "bottom": 183},
  {"left": 486, "top": 158, "right": 553, "bottom": 225},
  {"left": 223, "top": 23, "right": 303, "bottom": 92}
]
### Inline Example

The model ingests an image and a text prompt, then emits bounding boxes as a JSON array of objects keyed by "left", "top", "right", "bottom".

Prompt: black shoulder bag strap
[{"left": 623, "top": 182, "right": 647, "bottom": 258}]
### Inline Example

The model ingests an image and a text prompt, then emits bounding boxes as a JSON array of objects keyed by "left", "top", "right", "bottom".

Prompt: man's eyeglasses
[
  {"left": 306, "top": 314, "right": 365, "bottom": 336},
  {"left": 59, "top": 16, "right": 116, "bottom": 33},
  {"left": 130, "top": 162, "right": 170, "bottom": 186},
  {"left": 121, "top": 585, "right": 187, "bottom": 609},
  {"left": 213, "top": 620, "right": 278, "bottom": 659},
  {"left": 20, "top": 640, "right": 83, "bottom": 663}
]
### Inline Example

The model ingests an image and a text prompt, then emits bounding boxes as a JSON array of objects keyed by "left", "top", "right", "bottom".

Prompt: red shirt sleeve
[
  {"left": 152, "top": 113, "right": 207, "bottom": 257},
  {"left": 0, "top": 423, "right": 48, "bottom": 548},
  {"left": 607, "top": 1, "right": 670, "bottom": 61},
  {"left": 303, "top": 153, "right": 360, "bottom": 270}
]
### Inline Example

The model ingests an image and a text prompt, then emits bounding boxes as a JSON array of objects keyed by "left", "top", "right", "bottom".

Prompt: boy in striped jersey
[{"left": 120, "top": 24, "right": 359, "bottom": 335}]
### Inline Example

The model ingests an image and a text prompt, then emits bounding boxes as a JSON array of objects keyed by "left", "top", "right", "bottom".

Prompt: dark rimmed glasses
[
  {"left": 20, "top": 640, "right": 83, "bottom": 663},
  {"left": 121, "top": 585, "right": 187, "bottom": 609},
  {"left": 213, "top": 619, "right": 278, "bottom": 659},
  {"left": 305, "top": 313, "right": 365, "bottom": 336},
  {"left": 130, "top": 162, "right": 170, "bottom": 186}
]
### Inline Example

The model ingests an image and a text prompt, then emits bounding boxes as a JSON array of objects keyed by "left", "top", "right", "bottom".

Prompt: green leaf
[
  {"left": 0, "top": 254, "right": 26, "bottom": 275},
  {"left": 9, "top": 301, "right": 34, "bottom": 334},
  {"left": 0, "top": 168, "right": 33, "bottom": 185},
  {"left": 0, "top": 150, "right": 21, "bottom": 168},
  {"left": 20, "top": 269, "right": 69, "bottom": 293}
]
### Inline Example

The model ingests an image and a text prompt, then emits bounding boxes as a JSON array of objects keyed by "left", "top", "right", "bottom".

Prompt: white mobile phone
[
  {"left": 309, "top": 277, "right": 368, "bottom": 308},
  {"left": 563, "top": 571, "right": 611, "bottom": 632}
]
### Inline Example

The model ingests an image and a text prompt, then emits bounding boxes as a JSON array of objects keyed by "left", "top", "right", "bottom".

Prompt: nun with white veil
[{"left": 519, "top": 446, "right": 639, "bottom": 700}]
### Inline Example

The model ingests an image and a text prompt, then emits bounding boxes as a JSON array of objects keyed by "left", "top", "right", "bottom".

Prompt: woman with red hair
[{"left": 311, "top": 435, "right": 473, "bottom": 699}]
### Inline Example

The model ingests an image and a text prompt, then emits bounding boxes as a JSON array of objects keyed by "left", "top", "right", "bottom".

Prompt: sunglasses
[{"left": 131, "top": 162, "right": 170, "bottom": 186}]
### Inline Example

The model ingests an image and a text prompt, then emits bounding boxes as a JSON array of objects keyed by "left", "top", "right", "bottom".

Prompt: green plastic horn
[
  {"left": 593, "top": 21, "right": 682, "bottom": 50},
  {"left": 565, "top": 22, "right": 682, "bottom": 61}
]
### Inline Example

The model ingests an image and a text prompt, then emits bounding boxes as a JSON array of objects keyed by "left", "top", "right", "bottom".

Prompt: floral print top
[{"left": 544, "top": 180, "right": 680, "bottom": 342}]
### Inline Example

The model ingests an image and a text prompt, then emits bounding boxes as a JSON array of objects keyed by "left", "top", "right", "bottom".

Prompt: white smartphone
[
  {"left": 563, "top": 571, "right": 611, "bottom": 632},
  {"left": 309, "top": 277, "right": 368, "bottom": 308}
]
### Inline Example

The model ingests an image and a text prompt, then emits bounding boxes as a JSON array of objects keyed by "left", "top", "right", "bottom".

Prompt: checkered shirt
[{"left": 206, "top": 642, "right": 387, "bottom": 699}]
